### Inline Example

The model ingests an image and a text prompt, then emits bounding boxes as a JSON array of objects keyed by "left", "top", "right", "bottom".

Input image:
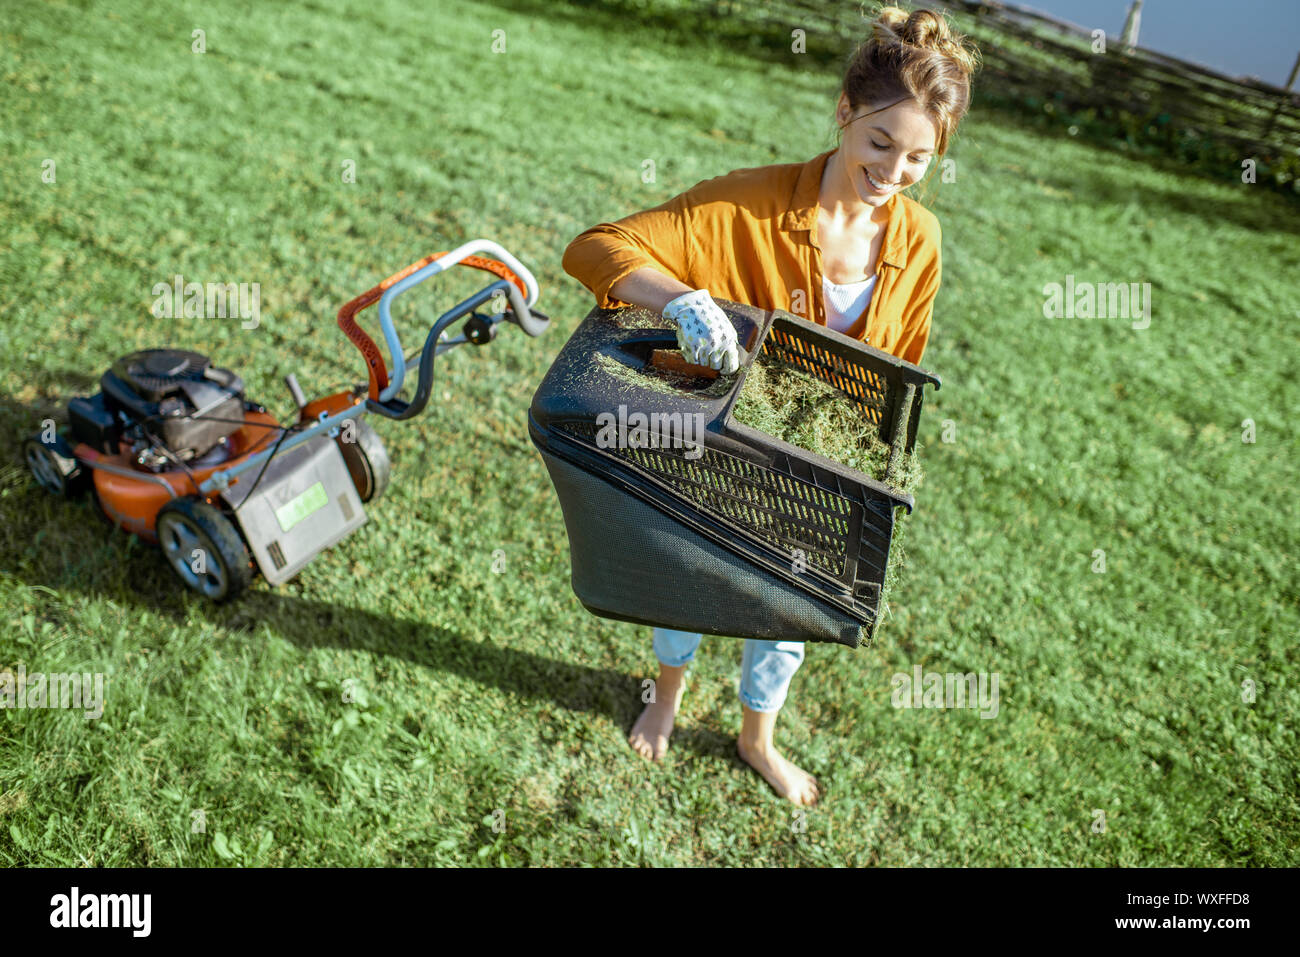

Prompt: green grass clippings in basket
[{"left": 731, "top": 356, "right": 924, "bottom": 621}]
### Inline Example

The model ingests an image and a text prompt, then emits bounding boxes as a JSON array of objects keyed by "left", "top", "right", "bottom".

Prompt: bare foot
[
  {"left": 628, "top": 668, "right": 686, "bottom": 761},
  {"left": 737, "top": 737, "right": 820, "bottom": 805}
]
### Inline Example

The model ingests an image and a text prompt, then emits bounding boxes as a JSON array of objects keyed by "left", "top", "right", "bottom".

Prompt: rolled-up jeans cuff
[
  {"left": 738, "top": 639, "right": 804, "bottom": 713},
  {"left": 652, "top": 627, "right": 701, "bottom": 667},
  {"left": 739, "top": 689, "right": 787, "bottom": 713}
]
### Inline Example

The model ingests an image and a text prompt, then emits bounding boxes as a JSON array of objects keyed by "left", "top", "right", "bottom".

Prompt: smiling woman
[
  {"left": 563, "top": 6, "right": 978, "bottom": 360},
  {"left": 559, "top": 3, "right": 979, "bottom": 806}
]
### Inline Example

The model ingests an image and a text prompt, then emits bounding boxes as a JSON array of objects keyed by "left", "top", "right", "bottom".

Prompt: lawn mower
[{"left": 23, "top": 239, "right": 549, "bottom": 601}]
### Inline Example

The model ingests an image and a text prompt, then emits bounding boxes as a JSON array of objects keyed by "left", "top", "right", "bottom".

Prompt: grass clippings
[
  {"left": 730, "top": 356, "right": 926, "bottom": 620},
  {"left": 731, "top": 358, "right": 922, "bottom": 494}
]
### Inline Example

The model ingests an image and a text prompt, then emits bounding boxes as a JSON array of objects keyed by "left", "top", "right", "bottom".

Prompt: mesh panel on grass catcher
[{"left": 528, "top": 299, "right": 940, "bottom": 648}]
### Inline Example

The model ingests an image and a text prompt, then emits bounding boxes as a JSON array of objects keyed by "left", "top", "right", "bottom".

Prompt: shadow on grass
[{"left": 0, "top": 383, "right": 730, "bottom": 757}]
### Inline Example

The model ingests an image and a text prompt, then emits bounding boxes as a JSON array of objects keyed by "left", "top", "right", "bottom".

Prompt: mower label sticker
[{"left": 275, "top": 481, "right": 327, "bottom": 532}]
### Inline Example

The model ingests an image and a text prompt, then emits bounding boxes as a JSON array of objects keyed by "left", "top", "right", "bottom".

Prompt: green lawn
[{"left": 1, "top": 0, "right": 1296, "bottom": 866}]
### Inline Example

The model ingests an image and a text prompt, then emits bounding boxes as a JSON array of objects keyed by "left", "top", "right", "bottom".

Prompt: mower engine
[{"left": 70, "top": 349, "right": 248, "bottom": 469}]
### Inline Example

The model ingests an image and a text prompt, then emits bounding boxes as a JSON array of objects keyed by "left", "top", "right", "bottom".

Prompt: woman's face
[{"left": 835, "top": 93, "right": 939, "bottom": 206}]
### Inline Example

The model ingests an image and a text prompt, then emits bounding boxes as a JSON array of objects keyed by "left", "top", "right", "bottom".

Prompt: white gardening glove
[{"left": 663, "top": 289, "right": 740, "bottom": 375}]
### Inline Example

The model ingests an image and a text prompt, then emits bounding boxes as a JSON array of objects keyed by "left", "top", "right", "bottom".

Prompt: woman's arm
[
  {"left": 608, "top": 267, "right": 694, "bottom": 314},
  {"left": 559, "top": 175, "right": 738, "bottom": 371},
  {"left": 561, "top": 187, "right": 696, "bottom": 311},
  {"left": 564, "top": 224, "right": 739, "bottom": 372}
]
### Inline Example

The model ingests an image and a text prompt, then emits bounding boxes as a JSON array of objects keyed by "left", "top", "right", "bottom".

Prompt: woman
[{"left": 561, "top": 6, "right": 977, "bottom": 805}]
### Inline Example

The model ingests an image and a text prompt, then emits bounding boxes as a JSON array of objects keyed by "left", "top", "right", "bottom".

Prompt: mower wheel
[
  {"left": 337, "top": 418, "right": 390, "bottom": 503},
  {"left": 156, "top": 497, "right": 253, "bottom": 602},
  {"left": 24, "top": 433, "right": 89, "bottom": 498}
]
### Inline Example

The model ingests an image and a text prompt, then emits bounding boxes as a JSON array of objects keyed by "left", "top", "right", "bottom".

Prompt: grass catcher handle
[{"left": 649, "top": 345, "right": 751, "bottom": 379}]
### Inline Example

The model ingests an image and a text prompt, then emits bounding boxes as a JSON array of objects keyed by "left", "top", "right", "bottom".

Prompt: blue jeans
[{"left": 652, "top": 628, "right": 805, "bottom": 713}]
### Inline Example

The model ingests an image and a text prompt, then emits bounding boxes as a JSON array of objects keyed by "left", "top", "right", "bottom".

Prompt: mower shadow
[
  {"left": 210, "top": 587, "right": 738, "bottom": 760},
  {"left": 2, "top": 382, "right": 731, "bottom": 758},
  {"left": 230, "top": 589, "right": 653, "bottom": 725}
]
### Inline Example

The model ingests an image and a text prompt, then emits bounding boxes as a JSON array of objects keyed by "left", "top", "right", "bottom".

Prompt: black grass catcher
[{"left": 528, "top": 299, "right": 940, "bottom": 648}]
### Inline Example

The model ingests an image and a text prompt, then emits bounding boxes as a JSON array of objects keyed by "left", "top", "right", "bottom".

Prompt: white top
[{"left": 822, "top": 273, "right": 877, "bottom": 334}]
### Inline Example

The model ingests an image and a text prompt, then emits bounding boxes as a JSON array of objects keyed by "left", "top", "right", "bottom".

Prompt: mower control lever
[
  {"left": 464, "top": 312, "right": 499, "bottom": 345},
  {"left": 284, "top": 372, "right": 308, "bottom": 410}
]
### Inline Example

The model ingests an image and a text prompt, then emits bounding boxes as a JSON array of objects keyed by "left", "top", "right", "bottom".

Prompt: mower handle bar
[
  {"left": 194, "top": 244, "right": 544, "bottom": 493},
  {"left": 337, "top": 239, "right": 547, "bottom": 411},
  {"left": 377, "top": 240, "right": 543, "bottom": 404},
  {"left": 366, "top": 279, "right": 514, "bottom": 421}
]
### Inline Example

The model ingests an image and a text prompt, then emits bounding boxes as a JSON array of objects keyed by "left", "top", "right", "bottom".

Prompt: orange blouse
[{"left": 561, "top": 148, "right": 942, "bottom": 366}]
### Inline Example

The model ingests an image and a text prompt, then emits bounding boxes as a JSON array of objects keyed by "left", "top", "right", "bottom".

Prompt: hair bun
[{"left": 869, "top": 5, "right": 979, "bottom": 76}]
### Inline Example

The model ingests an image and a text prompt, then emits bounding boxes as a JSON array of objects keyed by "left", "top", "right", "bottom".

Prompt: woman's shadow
[{"left": 1, "top": 375, "right": 739, "bottom": 759}]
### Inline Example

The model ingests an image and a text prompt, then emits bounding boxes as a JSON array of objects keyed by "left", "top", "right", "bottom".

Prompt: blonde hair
[{"left": 840, "top": 4, "right": 980, "bottom": 156}]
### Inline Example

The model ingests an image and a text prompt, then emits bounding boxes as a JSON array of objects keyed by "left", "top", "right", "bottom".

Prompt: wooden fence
[{"left": 916, "top": 0, "right": 1300, "bottom": 191}]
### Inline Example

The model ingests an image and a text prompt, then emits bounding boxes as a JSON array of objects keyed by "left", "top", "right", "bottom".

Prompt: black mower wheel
[
  {"left": 155, "top": 497, "right": 253, "bottom": 602},
  {"left": 336, "top": 418, "right": 390, "bottom": 503},
  {"left": 23, "top": 433, "right": 89, "bottom": 498}
]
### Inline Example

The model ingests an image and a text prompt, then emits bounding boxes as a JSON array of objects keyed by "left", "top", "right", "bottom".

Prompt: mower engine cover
[{"left": 98, "top": 349, "right": 246, "bottom": 459}]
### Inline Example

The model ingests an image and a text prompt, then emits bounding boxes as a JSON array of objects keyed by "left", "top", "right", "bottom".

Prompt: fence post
[{"left": 1120, "top": 0, "right": 1142, "bottom": 54}]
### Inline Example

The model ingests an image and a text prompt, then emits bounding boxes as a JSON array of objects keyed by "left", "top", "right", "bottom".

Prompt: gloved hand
[{"left": 663, "top": 289, "right": 740, "bottom": 374}]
